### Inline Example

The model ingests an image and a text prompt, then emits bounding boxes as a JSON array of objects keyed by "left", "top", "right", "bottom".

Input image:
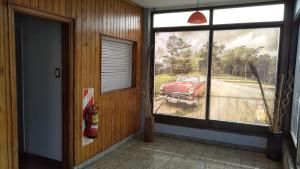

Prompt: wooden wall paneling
[
  {"left": 139, "top": 8, "right": 143, "bottom": 131},
  {"left": 85, "top": 0, "right": 92, "bottom": 160},
  {"left": 118, "top": 0, "right": 122, "bottom": 38},
  {"left": 107, "top": 0, "right": 112, "bottom": 149},
  {"left": 97, "top": 0, "right": 103, "bottom": 154},
  {"left": 114, "top": 0, "right": 119, "bottom": 145},
  {"left": 38, "top": 0, "right": 46, "bottom": 11},
  {"left": 122, "top": 91, "right": 126, "bottom": 139},
  {"left": 132, "top": 6, "right": 137, "bottom": 133},
  {"left": 122, "top": 0, "right": 126, "bottom": 39},
  {"left": 71, "top": 0, "right": 76, "bottom": 18},
  {"left": 91, "top": 0, "right": 96, "bottom": 157},
  {"left": 112, "top": 93, "right": 116, "bottom": 148},
  {"left": 132, "top": 6, "right": 136, "bottom": 133},
  {"left": 113, "top": 0, "right": 120, "bottom": 38},
  {"left": 114, "top": 1, "right": 119, "bottom": 141},
  {"left": 104, "top": 94, "right": 109, "bottom": 150},
  {"left": 137, "top": 8, "right": 142, "bottom": 132},
  {"left": 0, "top": 0, "right": 9, "bottom": 168},
  {"left": 116, "top": 0, "right": 120, "bottom": 37},
  {"left": 65, "top": 0, "right": 71, "bottom": 17},
  {"left": 117, "top": 92, "right": 121, "bottom": 142},
  {"left": 128, "top": 92, "right": 131, "bottom": 136},
  {"left": 15, "top": 0, "right": 22, "bottom": 5},
  {"left": 7, "top": 8, "right": 19, "bottom": 169},
  {"left": 81, "top": 0, "right": 88, "bottom": 162},
  {"left": 102, "top": 0, "right": 107, "bottom": 35},
  {"left": 45, "top": 0, "right": 52, "bottom": 13},
  {"left": 30, "top": 0, "right": 38, "bottom": 9},
  {"left": 22, "top": 0, "right": 30, "bottom": 7},
  {"left": 75, "top": 0, "right": 82, "bottom": 164},
  {"left": 93, "top": 0, "right": 98, "bottom": 157},
  {"left": 128, "top": 3, "right": 133, "bottom": 137},
  {"left": 52, "top": 0, "right": 60, "bottom": 15},
  {"left": 133, "top": 9, "right": 137, "bottom": 132},
  {"left": 59, "top": 0, "right": 65, "bottom": 16},
  {"left": 88, "top": 0, "right": 97, "bottom": 158},
  {"left": 133, "top": 90, "right": 137, "bottom": 133},
  {"left": 2, "top": 0, "right": 143, "bottom": 167},
  {"left": 5, "top": 3, "right": 13, "bottom": 169},
  {"left": 104, "top": 0, "right": 112, "bottom": 149}
]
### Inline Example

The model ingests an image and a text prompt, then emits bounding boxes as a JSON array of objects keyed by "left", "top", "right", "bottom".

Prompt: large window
[
  {"left": 153, "top": 10, "right": 210, "bottom": 28},
  {"left": 210, "top": 28, "right": 280, "bottom": 125},
  {"left": 152, "top": 3, "right": 284, "bottom": 131},
  {"left": 213, "top": 4, "right": 284, "bottom": 25},
  {"left": 154, "top": 31, "right": 209, "bottom": 119}
]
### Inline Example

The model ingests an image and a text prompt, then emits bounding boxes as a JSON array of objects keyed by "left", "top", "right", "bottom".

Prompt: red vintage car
[{"left": 160, "top": 76, "right": 206, "bottom": 106}]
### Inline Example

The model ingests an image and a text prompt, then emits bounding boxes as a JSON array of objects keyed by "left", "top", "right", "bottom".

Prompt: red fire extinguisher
[{"left": 85, "top": 104, "right": 99, "bottom": 138}]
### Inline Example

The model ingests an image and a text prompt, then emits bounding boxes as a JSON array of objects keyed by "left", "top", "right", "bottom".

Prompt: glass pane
[
  {"left": 291, "top": 26, "right": 300, "bottom": 146},
  {"left": 210, "top": 28, "right": 280, "bottom": 125},
  {"left": 154, "top": 31, "right": 209, "bottom": 119},
  {"left": 153, "top": 11, "right": 210, "bottom": 28},
  {"left": 213, "top": 4, "right": 284, "bottom": 25}
]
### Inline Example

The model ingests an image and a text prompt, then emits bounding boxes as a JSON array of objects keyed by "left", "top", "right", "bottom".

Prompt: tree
[
  {"left": 195, "top": 42, "right": 225, "bottom": 75},
  {"left": 254, "top": 54, "right": 277, "bottom": 84},
  {"left": 222, "top": 46, "right": 262, "bottom": 78},
  {"left": 166, "top": 35, "right": 192, "bottom": 74}
]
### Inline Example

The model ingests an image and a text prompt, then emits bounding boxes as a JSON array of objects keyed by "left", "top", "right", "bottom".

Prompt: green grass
[{"left": 154, "top": 74, "right": 176, "bottom": 96}]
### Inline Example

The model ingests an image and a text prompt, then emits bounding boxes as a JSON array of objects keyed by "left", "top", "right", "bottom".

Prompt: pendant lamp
[{"left": 188, "top": 0, "right": 207, "bottom": 24}]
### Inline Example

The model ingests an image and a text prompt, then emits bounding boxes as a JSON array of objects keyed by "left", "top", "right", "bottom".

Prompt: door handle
[{"left": 55, "top": 68, "right": 61, "bottom": 78}]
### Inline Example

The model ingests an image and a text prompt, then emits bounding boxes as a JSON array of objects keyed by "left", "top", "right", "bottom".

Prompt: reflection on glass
[
  {"left": 154, "top": 31, "right": 209, "bottom": 119},
  {"left": 153, "top": 11, "right": 210, "bottom": 28},
  {"left": 213, "top": 4, "right": 284, "bottom": 25},
  {"left": 210, "top": 28, "right": 280, "bottom": 125}
]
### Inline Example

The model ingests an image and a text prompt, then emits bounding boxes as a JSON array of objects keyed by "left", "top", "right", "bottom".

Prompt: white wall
[{"left": 16, "top": 13, "right": 62, "bottom": 161}]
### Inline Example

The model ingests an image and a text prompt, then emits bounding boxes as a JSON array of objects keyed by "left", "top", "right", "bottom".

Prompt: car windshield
[{"left": 177, "top": 76, "right": 199, "bottom": 83}]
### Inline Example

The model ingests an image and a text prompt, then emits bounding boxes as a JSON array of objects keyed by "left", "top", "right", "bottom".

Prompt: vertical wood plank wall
[{"left": 0, "top": 0, "right": 143, "bottom": 167}]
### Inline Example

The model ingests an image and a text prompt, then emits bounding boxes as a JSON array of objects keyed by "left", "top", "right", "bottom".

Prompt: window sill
[{"left": 154, "top": 114, "right": 269, "bottom": 137}]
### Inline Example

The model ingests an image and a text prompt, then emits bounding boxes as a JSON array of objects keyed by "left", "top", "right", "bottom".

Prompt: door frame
[{"left": 8, "top": 4, "right": 75, "bottom": 169}]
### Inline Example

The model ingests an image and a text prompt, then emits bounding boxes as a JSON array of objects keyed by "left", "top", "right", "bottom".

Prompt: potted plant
[
  {"left": 142, "top": 43, "right": 168, "bottom": 142},
  {"left": 249, "top": 63, "right": 293, "bottom": 161}
]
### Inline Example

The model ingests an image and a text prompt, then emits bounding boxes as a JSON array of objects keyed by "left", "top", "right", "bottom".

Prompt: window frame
[
  {"left": 150, "top": 2, "right": 285, "bottom": 136},
  {"left": 100, "top": 34, "right": 137, "bottom": 95}
]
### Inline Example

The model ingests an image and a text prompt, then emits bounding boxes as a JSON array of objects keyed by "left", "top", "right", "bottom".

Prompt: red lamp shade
[{"left": 188, "top": 11, "right": 207, "bottom": 24}]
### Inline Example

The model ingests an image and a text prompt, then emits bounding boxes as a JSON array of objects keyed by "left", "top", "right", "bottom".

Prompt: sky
[{"left": 155, "top": 28, "right": 281, "bottom": 62}]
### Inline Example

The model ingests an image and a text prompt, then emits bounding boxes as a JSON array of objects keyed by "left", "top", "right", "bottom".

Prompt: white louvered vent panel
[{"left": 101, "top": 36, "right": 133, "bottom": 93}]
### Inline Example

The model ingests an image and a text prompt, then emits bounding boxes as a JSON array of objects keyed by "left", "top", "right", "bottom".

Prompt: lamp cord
[{"left": 197, "top": 0, "right": 199, "bottom": 12}]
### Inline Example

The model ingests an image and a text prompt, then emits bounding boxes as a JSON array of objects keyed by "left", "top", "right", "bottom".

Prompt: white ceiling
[{"left": 131, "top": 0, "right": 278, "bottom": 10}]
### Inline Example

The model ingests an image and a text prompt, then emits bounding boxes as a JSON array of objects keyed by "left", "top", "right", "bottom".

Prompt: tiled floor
[{"left": 86, "top": 136, "right": 282, "bottom": 169}]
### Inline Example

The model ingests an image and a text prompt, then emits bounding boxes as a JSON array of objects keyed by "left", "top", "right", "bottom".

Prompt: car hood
[{"left": 162, "top": 81, "right": 196, "bottom": 93}]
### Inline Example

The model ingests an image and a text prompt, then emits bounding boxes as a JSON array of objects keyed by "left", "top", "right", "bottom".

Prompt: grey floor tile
[{"left": 84, "top": 136, "right": 282, "bottom": 169}]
